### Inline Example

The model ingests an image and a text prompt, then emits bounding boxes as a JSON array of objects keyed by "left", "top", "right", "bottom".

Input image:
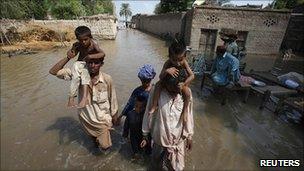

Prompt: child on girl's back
[
  {"left": 149, "top": 41, "right": 194, "bottom": 124},
  {"left": 66, "top": 26, "right": 105, "bottom": 108}
]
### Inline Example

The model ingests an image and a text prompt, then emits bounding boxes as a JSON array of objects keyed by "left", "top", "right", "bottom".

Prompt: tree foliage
[
  {"left": 273, "top": 0, "right": 304, "bottom": 9},
  {"left": 155, "top": 0, "right": 194, "bottom": 14},
  {"left": 119, "top": 3, "right": 132, "bottom": 22},
  {"left": 154, "top": 0, "right": 231, "bottom": 14},
  {"left": 154, "top": 3, "right": 162, "bottom": 14},
  {"left": 81, "top": 0, "right": 113, "bottom": 16},
  {"left": 1, "top": 0, "right": 48, "bottom": 19},
  {"left": 50, "top": 0, "right": 86, "bottom": 19},
  {"left": 0, "top": 0, "right": 114, "bottom": 20}
]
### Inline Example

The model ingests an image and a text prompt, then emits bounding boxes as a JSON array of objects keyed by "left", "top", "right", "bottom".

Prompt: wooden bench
[
  {"left": 201, "top": 71, "right": 251, "bottom": 105},
  {"left": 250, "top": 85, "right": 298, "bottom": 109}
]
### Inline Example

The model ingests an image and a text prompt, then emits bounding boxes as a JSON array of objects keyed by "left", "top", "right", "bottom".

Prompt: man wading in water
[
  {"left": 141, "top": 74, "right": 194, "bottom": 171},
  {"left": 49, "top": 52, "right": 119, "bottom": 152}
]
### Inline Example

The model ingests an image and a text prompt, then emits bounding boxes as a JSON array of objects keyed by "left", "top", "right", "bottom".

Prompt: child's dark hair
[
  {"left": 168, "top": 40, "right": 186, "bottom": 58},
  {"left": 136, "top": 95, "right": 145, "bottom": 103},
  {"left": 75, "top": 26, "right": 92, "bottom": 39}
]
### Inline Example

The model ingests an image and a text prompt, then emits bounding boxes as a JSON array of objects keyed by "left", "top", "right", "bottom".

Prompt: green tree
[
  {"left": 27, "top": 0, "right": 48, "bottom": 19},
  {"left": 51, "top": 0, "right": 86, "bottom": 19},
  {"left": 155, "top": 0, "right": 232, "bottom": 14},
  {"left": 0, "top": 0, "right": 47, "bottom": 19},
  {"left": 101, "top": 0, "right": 114, "bottom": 14},
  {"left": 1, "top": 0, "right": 27, "bottom": 19},
  {"left": 156, "top": 0, "right": 194, "bottom": 14},
  {"left": 81, "top": 0, "right": 113, "bottom": 16},
  {"left": 0, "top": 0, "right": 114, "bottom": 20},
  {"left": 119, "top": 3, "right": 132, "bottom": 26},
  {"left": 154, "top": 3, "right": 162, "bottom": 14},
  {"left": 273, "top": 0, "right": 304, "bottom": 9}
]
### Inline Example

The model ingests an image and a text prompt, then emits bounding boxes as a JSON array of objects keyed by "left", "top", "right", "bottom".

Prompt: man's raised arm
[{"left": 49, "top": 57, "right": 71, "bottom": 76}]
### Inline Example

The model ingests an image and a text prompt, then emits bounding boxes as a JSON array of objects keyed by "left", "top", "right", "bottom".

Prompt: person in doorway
[{"left": 225, "top": 33, "right": 239, "bottom": 58}]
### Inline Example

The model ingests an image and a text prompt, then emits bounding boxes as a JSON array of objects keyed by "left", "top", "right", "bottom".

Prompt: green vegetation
[
  {"left": 154, "top": 0, "right": 231, "bottom": 14},
  {"left": 50, "top": 0, "right": 86, "bottom": 19},
  {"left": 154, "top": 0, "right": 194, "bottom": 14},
  {"left": 119, "top": 3, "right": 132, "bottom": 24},
  {"left": 0, "top": 0, "right": 48, "bottom": 19},
  {"left": 273, "top": 0, "right": 304, "bottom": 9},
  {"left": 81, "top": 0, "right": 114, "bottom": 16},
  {"left": 0, "top": 0, "right": 114, "bottom": 20}
]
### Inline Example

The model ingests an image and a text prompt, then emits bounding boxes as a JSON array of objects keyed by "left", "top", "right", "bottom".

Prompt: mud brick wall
[
  {"left": 1, "top": 14, "right": 117, "bottom": 40},
  {"left": 32, "top": 17, "right": 117, "bottom": 40},
  {"left": 135, "top": 13, "right": 186, "bottom": 38},
  {"left": 187, "top": 6, "right": 291, "bottom": 55}
]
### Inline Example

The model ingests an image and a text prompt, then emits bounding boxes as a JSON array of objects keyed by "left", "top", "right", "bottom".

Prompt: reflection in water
[{"left": 1, "top": 30, "right": 303, "bottom": 170}]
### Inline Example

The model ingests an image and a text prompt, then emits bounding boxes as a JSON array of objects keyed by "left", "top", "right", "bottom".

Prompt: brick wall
[
  {"left": 187, "top": 6, "right": 291, "bottom": 55},
  {"left": 134, "top": 13, "right": 186, "bottom": 38}
]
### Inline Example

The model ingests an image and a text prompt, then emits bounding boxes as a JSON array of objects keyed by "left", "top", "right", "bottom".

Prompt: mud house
[
  {"left": 132, "top": 6, "right": 291, "bottom": 56},
  {"left": 185, "top": 6, "right": 291, "bottom": 56}
]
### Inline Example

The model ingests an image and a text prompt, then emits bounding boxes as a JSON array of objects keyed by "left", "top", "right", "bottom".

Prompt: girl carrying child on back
[
  {"left": 66, "top": 26, "right": 105, "bottom": 108},
  {"left": 149, "top": 40, "right": 194, "bottom": 124}
]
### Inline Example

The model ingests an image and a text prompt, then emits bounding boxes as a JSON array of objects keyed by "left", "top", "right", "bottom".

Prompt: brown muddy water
[{"left": 1, "top": 30, "right": 303, "bottom": 170}]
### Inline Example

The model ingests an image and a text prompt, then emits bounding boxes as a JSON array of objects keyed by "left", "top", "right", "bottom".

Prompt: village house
[{"left": 132, "top": 6, "right": 292, "bottom": 56}]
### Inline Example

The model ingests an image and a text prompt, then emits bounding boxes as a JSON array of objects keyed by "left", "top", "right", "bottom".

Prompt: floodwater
[{"left": 1, "top": 30, "right": 303, "bottom": 170}]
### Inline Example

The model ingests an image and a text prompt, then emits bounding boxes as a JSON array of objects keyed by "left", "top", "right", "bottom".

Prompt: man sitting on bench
[{"left": 211, "top": 46, "right": 240, "bottom": 88}]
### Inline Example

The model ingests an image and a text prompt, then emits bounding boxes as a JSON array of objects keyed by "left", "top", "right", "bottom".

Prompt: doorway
[{"left": 199, "top": 29, "right": 217, "bottom": 58}]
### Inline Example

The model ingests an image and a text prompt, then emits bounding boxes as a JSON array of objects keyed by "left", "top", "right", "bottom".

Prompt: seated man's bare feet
[{"left": 67, "top": 97, "right": 77, "bottom": 108}]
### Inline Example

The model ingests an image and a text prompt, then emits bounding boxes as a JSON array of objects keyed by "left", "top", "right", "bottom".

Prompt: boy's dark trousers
[{"left": 130, "top": 132, "right": 152, "bottom": 155}]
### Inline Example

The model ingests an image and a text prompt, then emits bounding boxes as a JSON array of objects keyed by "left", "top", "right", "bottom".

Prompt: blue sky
[{"left": 113, "top": 0, "right": 274, "bottom": 20}]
